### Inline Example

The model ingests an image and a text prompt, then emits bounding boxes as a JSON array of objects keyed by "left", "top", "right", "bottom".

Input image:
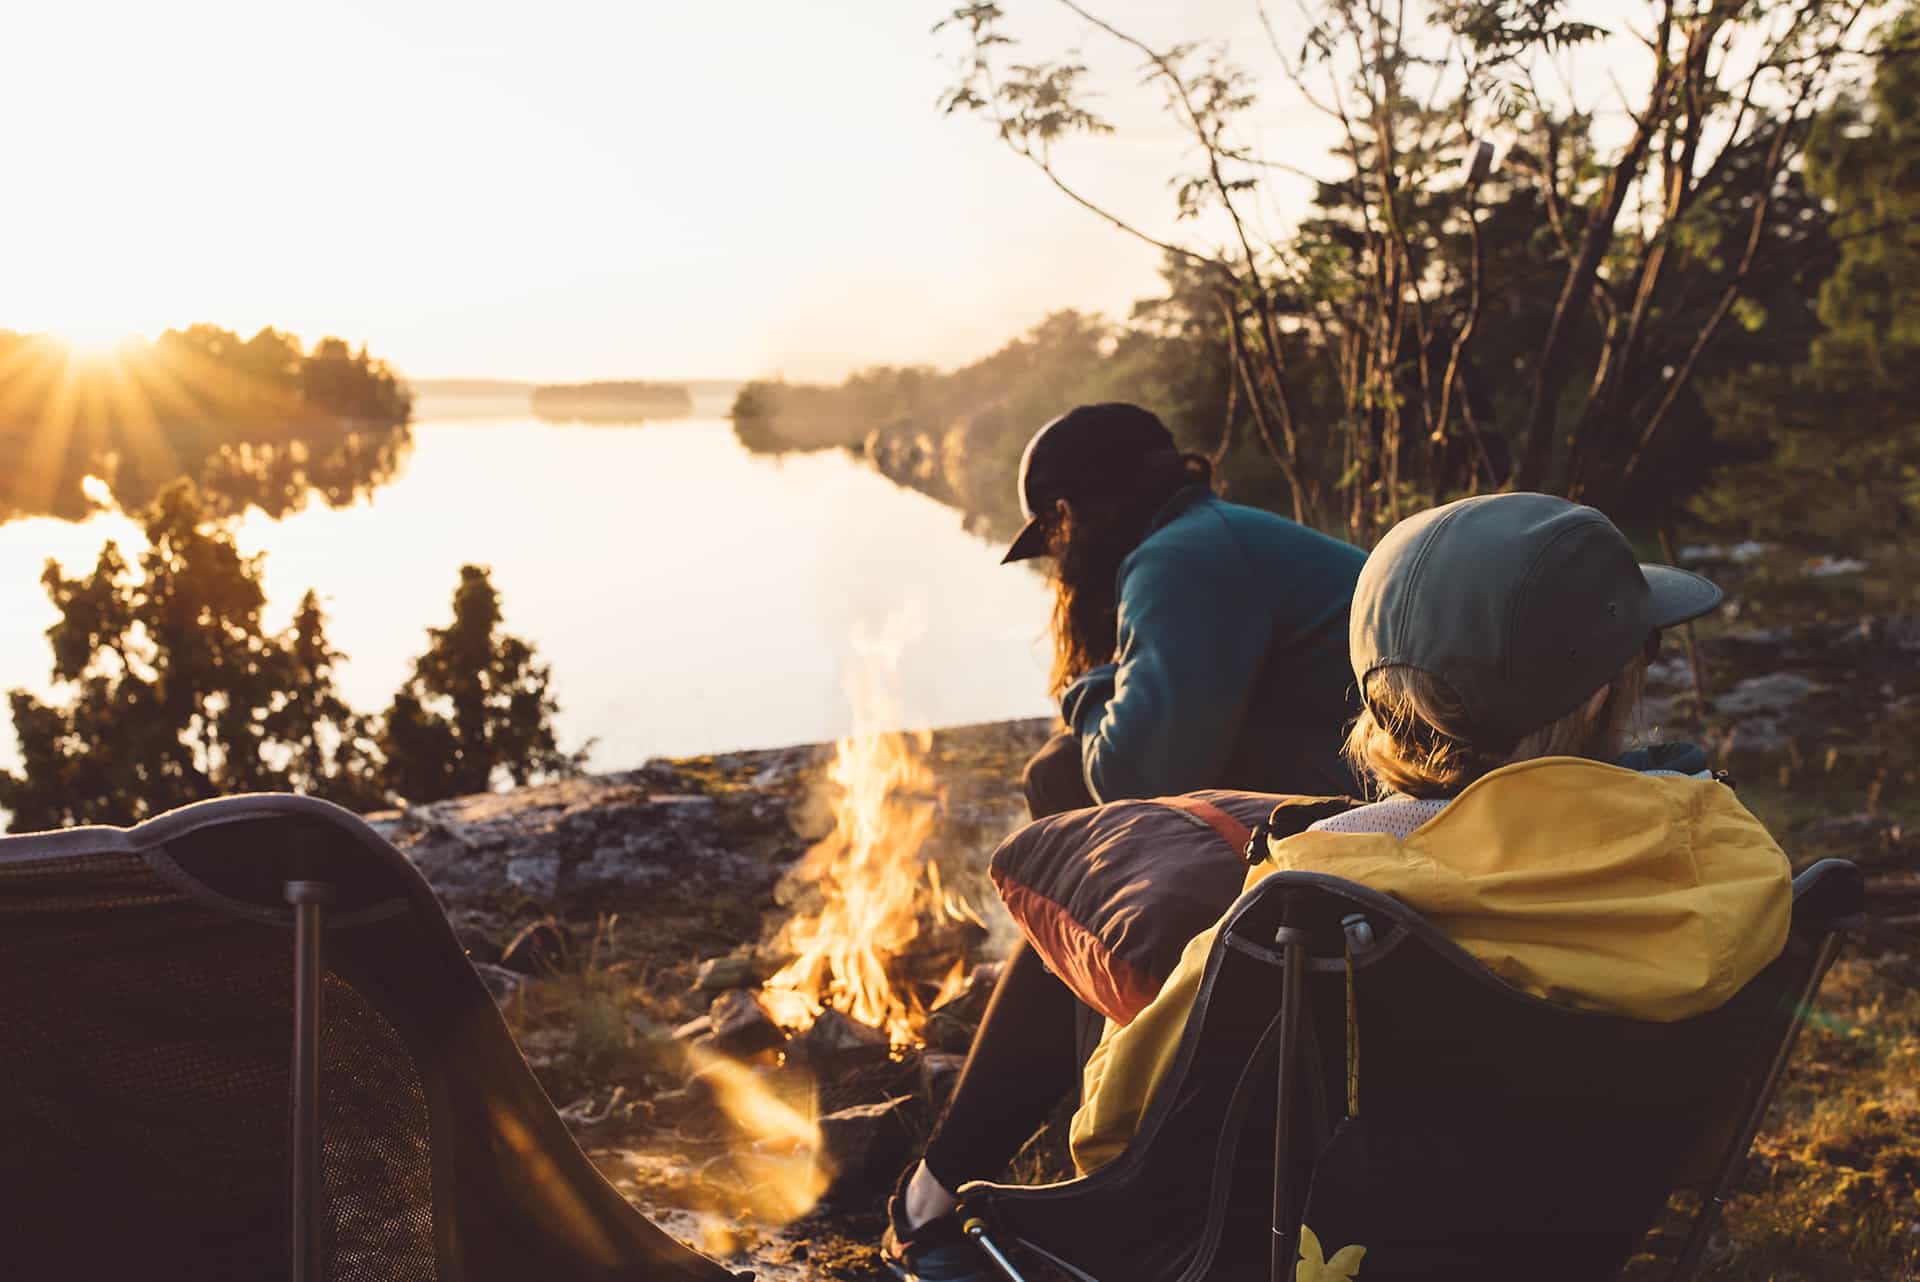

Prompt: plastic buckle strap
[{"left": 1242, "top": 816, "right": 1275, "bottom": 867}]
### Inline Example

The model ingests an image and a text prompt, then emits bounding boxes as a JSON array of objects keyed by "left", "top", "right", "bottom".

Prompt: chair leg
[
  {"left": 285, "top": 879, "right": 335, "bottom": 1282},
  {"left": 963, "top": 1218, "right": 1033, "bottom": 1282},
  {"left": 1270, "top": 925, "right": 1309, "bottom": 1282}
]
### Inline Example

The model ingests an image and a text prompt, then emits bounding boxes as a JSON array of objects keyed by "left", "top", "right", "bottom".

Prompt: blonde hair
[{"left": 1343, "top": 659, "right": 1648, "bottom": 800}]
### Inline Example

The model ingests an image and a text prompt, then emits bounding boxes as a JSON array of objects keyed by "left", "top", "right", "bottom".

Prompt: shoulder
[
  {"left": 1120, "top": 497, "right": 1241, "bottom": 580},
  {"left": 1118, "top": 496, "right": 1367, "bottom": 607},
  {"left": 1134, "top": 497, "right": 1280, "bottom": 557},
  {"left": 1221, "top": 502, "right": 1367, "bottom": 565}
]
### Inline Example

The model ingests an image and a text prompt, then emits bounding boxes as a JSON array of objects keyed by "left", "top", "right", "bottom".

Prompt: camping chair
[
  {"left": 0, "top": 793, "right": 743, "bottom": 1282},
  {"left": 958, "top": 859, "right": 1863, "bottom": 1282}
]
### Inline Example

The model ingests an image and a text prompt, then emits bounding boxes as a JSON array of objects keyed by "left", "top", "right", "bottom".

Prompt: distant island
[
  {"left": 530, "top": 381, "right": 693, "bottom": 423},
  {"left": 407, "top": 378, "right": 742, "bottom": 423}
]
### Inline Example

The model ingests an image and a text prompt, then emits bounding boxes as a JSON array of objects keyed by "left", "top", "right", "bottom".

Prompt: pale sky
[{"left": 2, "top": 0, "right": 1657, "bottom": 384}]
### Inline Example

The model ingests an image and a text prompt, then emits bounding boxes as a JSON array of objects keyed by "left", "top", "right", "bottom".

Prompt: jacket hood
[{"left": 1264, "top": 756, "right": 1792, "bottom": 1021}]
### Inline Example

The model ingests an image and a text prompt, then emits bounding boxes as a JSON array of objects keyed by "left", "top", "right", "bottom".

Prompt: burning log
[
  {"left": 924, "top": 961, "right": 1002, "bottom": 1054},
  {"left": 695, "top": 954, "right": 768, "bottom": 992},
  {"left": 787, "top": 1007, "right": 891, "bottom": 1071}
]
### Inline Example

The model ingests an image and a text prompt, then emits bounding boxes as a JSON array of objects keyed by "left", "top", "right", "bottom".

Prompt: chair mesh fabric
[
  {"left": 320, "top": 975, "right": 438, "bottom": 1281},
  {"left": 0, "top": 797, "right": 739, "bottom": 1282},
  {"left": 0, "top": 849, "right": 441, "bottom": 1281},
  {"left": 2, "top": 850, "right": 304, "bottom": 1280}
]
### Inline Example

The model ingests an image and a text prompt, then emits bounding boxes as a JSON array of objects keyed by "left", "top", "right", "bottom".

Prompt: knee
[{"left": 1023, "top": 733, "right": 1091, "bottom": 820}]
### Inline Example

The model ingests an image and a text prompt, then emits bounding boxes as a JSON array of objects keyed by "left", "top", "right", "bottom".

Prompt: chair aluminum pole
[
  {"left": 1270, "top": 924, "right": 1310, "bottom": 1282},
  {"left": 963, "top": 1217, "right": 1031, "bottom": 1282},
  {"left": 286, "top": 879, "right": 335, "bottom": 1282},
  {"left": 1668, "top": 931, "right": 1847, "bottom": 1281}
]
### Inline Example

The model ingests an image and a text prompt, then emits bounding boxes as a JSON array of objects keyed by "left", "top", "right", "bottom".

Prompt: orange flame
[{"left": 763, "top": 612, "right": 983, "bottom": 1047}]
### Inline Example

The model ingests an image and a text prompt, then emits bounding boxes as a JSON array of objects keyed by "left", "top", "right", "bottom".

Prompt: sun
[{"left": 49, "top": 324, "right": 141, "bottom": 361}]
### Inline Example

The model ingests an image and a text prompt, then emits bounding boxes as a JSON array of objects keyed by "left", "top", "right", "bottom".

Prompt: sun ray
[
  {"left": 99, "top": 344, "right": 173, "bottom": 509},
  {"left": 16, "top": 343, "right": 87, "bottom": 520},
  {"left": 0, "top": 324, "right": 409, "bottom": 526}
]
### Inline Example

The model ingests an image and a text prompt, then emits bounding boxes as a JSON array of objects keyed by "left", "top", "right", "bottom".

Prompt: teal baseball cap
[{"left": 1350, "top": 493, "right": 1723, "bottom": 748}]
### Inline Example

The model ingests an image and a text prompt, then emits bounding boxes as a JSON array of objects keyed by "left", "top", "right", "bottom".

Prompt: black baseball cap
[
  {"left": 1001, "top": 403, "right": 1179, "bottom": 564},
  {"left": 1350, "top": 493, "right": 1724, "bottom": 748}
]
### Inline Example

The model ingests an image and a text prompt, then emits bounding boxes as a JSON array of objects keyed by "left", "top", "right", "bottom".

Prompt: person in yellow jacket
[{"left": 1071, "top": 491, "right": 1791, "bottom": 1174}]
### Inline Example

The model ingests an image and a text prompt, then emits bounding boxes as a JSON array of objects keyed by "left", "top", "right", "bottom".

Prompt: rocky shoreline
[{"left": 368, "top": 717, "right": 1052, "bottom": 977}]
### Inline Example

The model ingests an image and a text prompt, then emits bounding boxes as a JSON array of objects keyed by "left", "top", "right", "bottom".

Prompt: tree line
[
  {"left": 0, "top": 324, "right": 413, "bottom": 524},
  {"left": 736, "top": 0, "right": 1918, "bottom": 552}
]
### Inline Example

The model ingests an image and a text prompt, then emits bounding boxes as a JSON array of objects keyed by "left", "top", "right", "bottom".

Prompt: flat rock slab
[{"left": 367, "top": 718, "right": 1052, "bottom": 979}]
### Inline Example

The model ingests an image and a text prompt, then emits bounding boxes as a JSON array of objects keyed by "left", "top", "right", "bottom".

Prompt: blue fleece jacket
[{"left": 1058, "top": 489, "right": 1366, "bottom": 802}]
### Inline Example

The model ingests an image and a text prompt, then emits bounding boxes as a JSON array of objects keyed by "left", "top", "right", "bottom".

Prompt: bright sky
[{"left": 2, "top": 0, "right": 1657, "bottom": 384}]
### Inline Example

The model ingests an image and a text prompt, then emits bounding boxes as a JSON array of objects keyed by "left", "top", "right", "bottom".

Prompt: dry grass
[{"left": 1701, "top": 952, "right": 1920, "bottom": 1281}]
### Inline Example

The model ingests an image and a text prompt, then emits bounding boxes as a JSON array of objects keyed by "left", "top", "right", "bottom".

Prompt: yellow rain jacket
[{"left": 1068, "top": 756, "right": 1792, "bottom": 1175}]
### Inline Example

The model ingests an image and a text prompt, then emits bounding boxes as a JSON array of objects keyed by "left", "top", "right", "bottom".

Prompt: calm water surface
[{"left": 0, "top": 414, "right": 1055, "bottom": 773}]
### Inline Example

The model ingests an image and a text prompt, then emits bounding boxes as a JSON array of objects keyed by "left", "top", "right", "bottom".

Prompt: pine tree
[
  {"left": 381, "top": 565, "right": 588, "bottom": 803},
  {"left": 0, "top": 482, "right": 377, "bottom": 828}
]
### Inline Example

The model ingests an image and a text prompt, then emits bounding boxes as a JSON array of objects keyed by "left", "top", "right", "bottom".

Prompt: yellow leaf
[{"left": 1297, "top": 1224, "right": 1367, "bottom": 1281}]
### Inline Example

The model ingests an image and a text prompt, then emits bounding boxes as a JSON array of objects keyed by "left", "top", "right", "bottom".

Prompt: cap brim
[
  {"left": 1001, "top": 515, "right": 1048, "bottom": 565},
  {"left": 1642, "top": 563, "right": 1725, "bottom": 629}
]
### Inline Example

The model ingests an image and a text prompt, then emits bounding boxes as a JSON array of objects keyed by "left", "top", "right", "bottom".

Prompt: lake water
[{"left": 0, "top": 411, "right": 1057, "bottom": 773}]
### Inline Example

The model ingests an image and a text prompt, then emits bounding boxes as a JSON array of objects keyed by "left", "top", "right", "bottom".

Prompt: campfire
[
  {"left": 656, "top": 614, "right": 1006, "bottom": 1234},
  {"left": 759, "top": 625, "right": 984, "bottom": 1045}
]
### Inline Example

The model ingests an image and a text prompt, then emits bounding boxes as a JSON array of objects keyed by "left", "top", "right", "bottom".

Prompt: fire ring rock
[
  {"left": 819, "top": 1095, "right": 923, "bottom": 1200},
  {"left": 707, "top": 989, "right": 786, "bottom": 1059},
  {"left": 916, "top": 1051, "right": 967, "bottom": 1110}
]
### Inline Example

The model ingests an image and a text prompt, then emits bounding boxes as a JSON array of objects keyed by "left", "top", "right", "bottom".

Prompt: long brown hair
[
  {"left": 1342, "top": 659, "right": 1650, "bottom": 799},
  {"left": 1044, "top": 452, "right": 1213, "bottom": 697}
]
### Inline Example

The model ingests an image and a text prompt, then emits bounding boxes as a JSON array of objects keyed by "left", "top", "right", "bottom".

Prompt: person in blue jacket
[
  {"left": 1004, "top": 401, "right": 1366, "bottom": 817},
  {"left": 883, "top": 403, "right": 1367, "bottom": 1281}
]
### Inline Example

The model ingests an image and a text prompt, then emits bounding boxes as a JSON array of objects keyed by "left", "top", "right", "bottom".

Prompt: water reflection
[
  {"left": 0, "top": 326, "right": 412, "bottom": 522},
  {"left": 0, "top": 414, "right": 1053, "bottom": 774}
]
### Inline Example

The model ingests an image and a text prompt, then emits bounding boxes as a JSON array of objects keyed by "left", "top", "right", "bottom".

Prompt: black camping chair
[
  {"left": 0, "top": 794, "right": 743, "bottom": 1282},
  {"left": 958, "top": 859, "right": 1862, "bottom": 1282}
]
